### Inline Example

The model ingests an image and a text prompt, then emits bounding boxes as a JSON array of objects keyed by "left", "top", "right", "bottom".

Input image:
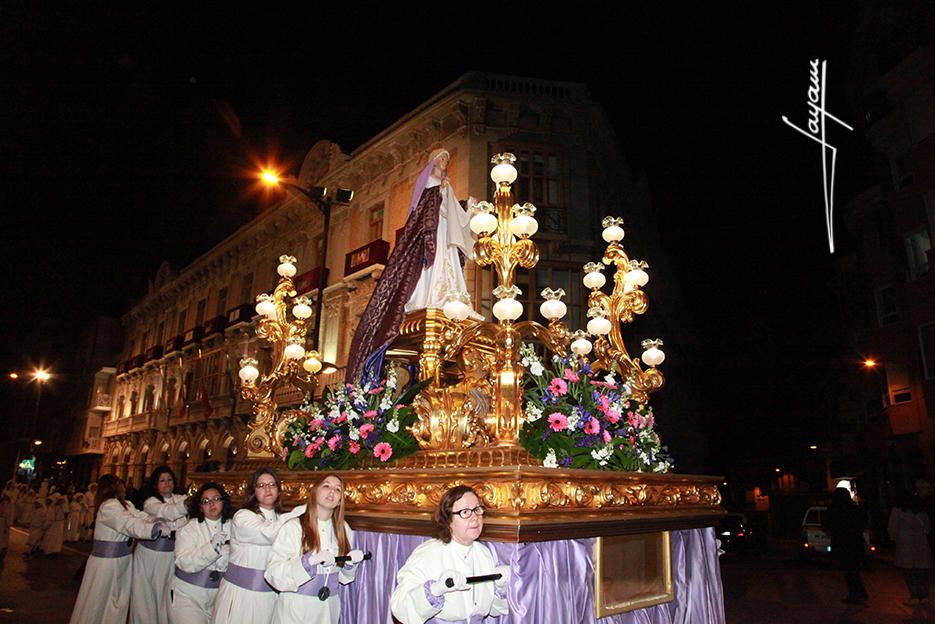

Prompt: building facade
[
  {"left": 834, "top": 14, "right": 935, "bottom": 502},
  {"left": 90, "top": 72, "right": 675, "bottom": 486}
]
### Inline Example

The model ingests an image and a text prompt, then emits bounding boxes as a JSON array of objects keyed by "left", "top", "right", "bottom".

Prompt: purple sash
[
  {"left": 293, "top": 572, "right": 339, "bottom": 598},
  {"left": 175, "top": 567, "right": 222, "bottom": 589},
  {"left": 138, "top": 536, "right": 175, "bottom": 552},
  {"left": 91, "top": 539, "right": 133, "bottom": 558},
  {"left": 223, "top": 562, "right": 275, "bottom": 592}
]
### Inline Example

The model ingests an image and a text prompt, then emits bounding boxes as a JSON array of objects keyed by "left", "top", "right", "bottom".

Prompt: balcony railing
[
  {"left": 203, "top": 315, "right": 227, "bottom": 338},
  {"left": 226, "top": 304, "right": 255, "bottom": 329},
  {"left": 183, "top": 326, "right": 204, "bottom": 346},
  {"left": 90, "top": 393, "right": 112, "bottom": 412},
  {"left": 344, "top": 239, "right": 389, "bottom": 276},
  {"left": 295, "top": 266, "right": 325, "bottom": 295},
  {"left": 144, "top": 345, "right": 164, "bottom": 363},
  {"left": 164, "top": 335, "right": 184, "bottom": 354}
]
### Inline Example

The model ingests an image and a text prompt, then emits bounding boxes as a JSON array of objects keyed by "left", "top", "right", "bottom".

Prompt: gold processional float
[{"left": 193, "top": 153, "right": 724, "bottom": 615}]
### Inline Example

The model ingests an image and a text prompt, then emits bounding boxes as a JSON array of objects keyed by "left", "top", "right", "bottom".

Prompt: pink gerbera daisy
[
  {"left": 373, "top": 442, "right": 393, "bottom": 462},
  {"left": 358, "top": 423, "right": 375, "bottom": 439},
  {"left": 548, "top": 412, "right": 569, "bottom": 432},
  {"left": 348, "top": 441, "right": 360, "bottom": 454},
  {"left": 549, "top": 378, "right": 568, "bottom": 396},
  {"left": 584, "top": 419, "right": 600, "bottom": 435}
]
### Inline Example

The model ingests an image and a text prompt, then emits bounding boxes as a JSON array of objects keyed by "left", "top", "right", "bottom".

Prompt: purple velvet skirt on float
[{"left": 339, "top": 528, "right": 726, "bottom": 624}]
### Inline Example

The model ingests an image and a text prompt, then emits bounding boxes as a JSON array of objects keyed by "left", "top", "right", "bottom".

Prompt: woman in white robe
[
  {"left": 391, "top": 485, "right": 509, "bottom": 624},
  {"left": 41, "top": 493, "right": 67, "bottom": 555},
  {"left": 211, "top": 468, "right": 306, "bottom": 624},
  {"left": 69, "top": 474, "right": 162, "bottom": 624},
  {"left": 81, "top": 486, "right": 96, "bottom": 540},
  {"left": 169, "top": 482, "right": 232, "bottom": 624},
  {"left": 265, "top": 473, "right": 363, "bottom": 624},
  {"left": 66, "top": 493, "right": 84, "bottom": 542},
  {"left": 132, "top": 466, "right": 190, "bottom": 624}
]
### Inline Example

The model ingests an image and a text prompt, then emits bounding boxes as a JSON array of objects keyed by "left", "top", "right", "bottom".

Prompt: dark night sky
[{"left": 0, "top": 4, "right": 885, "bottom": 475}]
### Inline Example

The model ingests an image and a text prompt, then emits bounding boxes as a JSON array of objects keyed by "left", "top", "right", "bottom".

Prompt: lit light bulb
[
  {"left": 539, "top": 288, "right": 567, "bottom": 320},
  {"left": 470, "top": 202, "right": 498, "bottom": 236},
  {"left": 277, "top": 254, "right": 297, "bottom": 278},
  {"left": 583, "top": 262, "right": 606, "bottom": 290},
  {"left": 442, "top": 293, "right": 472, "bottom": 322},
  {"left": 586, "top": 307, "right": 612, "bottom": 336},
  {"left": 492, "top": 285, "right": 523, "bottom": 321},
  {"left": 284, "top": 337, "right": 306, "bottom": 361},
  {"left": 601, "top": 216, "right": 625, "bottom": 243},
  {"left": 490, "top": 153, "right": 518, "bottom": 186},
  {"left": 641, "top": 339, "right": 665, "bottom": 367},
  {"left": 238, "top": 357, "right": 259, "bottom": 384},
  {"left": 570, "top": 330, "right": 593, "bottom": 356},
  {"left": 255, "top": 294, "right": 276, "bottom": 318},
  {"left": 510, "top": 203, "right": 538, "bottom": 238},
  {"left": 292, "top": 296, "right": 312, "bottom": 320},
  {"left": 303, "top": 351, "right": 323, "bottom": 374}
]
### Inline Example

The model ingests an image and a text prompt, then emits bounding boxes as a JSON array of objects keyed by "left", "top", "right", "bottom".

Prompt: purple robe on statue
[{"left": 346, "top": 183, "right": 443, "bottom": 383}]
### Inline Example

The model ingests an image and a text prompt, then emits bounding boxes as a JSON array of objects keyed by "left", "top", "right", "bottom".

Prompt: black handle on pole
[
  {"left": 445, "top": 572, "right": 502, "bottom": 588},
  {"left": 334, "top": 551, "right": 373, "bottom": 564}
]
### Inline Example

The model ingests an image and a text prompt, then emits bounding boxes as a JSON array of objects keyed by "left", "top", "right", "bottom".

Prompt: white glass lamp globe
[
  {"left": 493, "top": 297, "right": 523, "bottom": 321},
  {"left": 583, "top": 271, "right": 606, "bottom": 290},
  {"left": 255, "top": 296, "right": 276, "bottom": 318},
  {"left": 470, "top": 211, "right": 498, "bottom": 236},
  {"left": 602, "top": 225, "right": 624, "bottom": 243},
  {"left": 303, "top": 356, "right": 322, "bottom": 374},
  {"left": 284, "top": 343, "right": 306, "bottom": 360},
  {"left": 641, "top": 346, "right": 665, "bottom": 367},
  {"left": 491, "top": 162, "right": 518, "bottom": 185},
  {"left": 587, "top": 316, "right": 612, "bottom": 336},
  {"left": 540, "top": 299, "right": 567, "bottom": 320},
  {"left": 292, "top": 302, "right": 312, "bottom": 319},
  {"left": 571, "top": 335, "right": 593, "bottom": 356},
  {"left": 238, "top": 364, "right": 259, "bottom": 384},
  {"left": 277, "top": 261, "right": 297, "bottom": 278},
  {"left": 510, "top": 214, "right": 538, "bottom": 238},
  {"left": 626, "top": 268, "right": 649, "bottom": 287},
  {"left": 443, "top": 299, "right": 471, "bottom": 322}
]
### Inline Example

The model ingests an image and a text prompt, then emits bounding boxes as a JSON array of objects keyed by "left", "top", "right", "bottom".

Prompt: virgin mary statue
[{"left": 346, "top": 148, "right": 478, "bottom": 383}]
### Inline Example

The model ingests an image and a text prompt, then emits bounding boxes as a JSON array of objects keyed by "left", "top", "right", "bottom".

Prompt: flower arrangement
[
  {"left": 519, "top": 343, "right": 672, "bottom": 472},
  {"left": 281, "top": 367, "right": 429, "bottom": 471}
]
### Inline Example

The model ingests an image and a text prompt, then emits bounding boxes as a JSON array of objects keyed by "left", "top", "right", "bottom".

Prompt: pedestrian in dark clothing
[{"left": 827, "top": 486, "right": 868, "bottom": 604}]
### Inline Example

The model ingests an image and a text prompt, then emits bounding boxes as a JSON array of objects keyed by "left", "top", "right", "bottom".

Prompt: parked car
[
  {"left": 801, "top": 505, "right": 876, "bottom": 560},
  {"left": 717, "top": 512, "right": 753, "bottom": 551}
]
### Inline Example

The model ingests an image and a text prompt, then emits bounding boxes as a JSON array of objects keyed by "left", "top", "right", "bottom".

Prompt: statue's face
[{"left": 435, "top": 152, "right": 450, "bottom": 170}]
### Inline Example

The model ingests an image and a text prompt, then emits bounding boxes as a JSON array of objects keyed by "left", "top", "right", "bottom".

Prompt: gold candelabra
[
  {"left": 581, "top": 217, "right": 665, "bottom": 405},
  {"left": 239, "top": 255, "right": 328, "bottom": 459}
]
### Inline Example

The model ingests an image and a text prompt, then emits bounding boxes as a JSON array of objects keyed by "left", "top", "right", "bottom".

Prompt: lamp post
[
  {"left": 11, "top": 369, "right": 51, "bottom": 482},
  {"left": 260, "top": 170, "right": 354, "bottom": 353}
]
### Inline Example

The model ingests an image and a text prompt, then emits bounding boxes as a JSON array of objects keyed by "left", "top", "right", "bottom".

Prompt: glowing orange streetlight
[
  {"left": 863, "top": 359, "right": 877, "bottom": 369},
  {"left": 33, "top": 369, "right": 50, "bottom": 382},
  {"left": 260, "top": 169, "right": 281, "bottom": 186},
  {"left": 8, "top": 372, "right": 18, "bottom": 380}
]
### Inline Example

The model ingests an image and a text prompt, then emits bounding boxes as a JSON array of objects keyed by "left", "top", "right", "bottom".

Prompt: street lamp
[
  {"left": 260, "top": 169, "right": 354, "bottom": 353},
  {"left": 11, "top": 368, "right": 51, "bottom": 482}
]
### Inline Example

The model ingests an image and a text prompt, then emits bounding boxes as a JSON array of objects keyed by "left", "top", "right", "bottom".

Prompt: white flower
[
  {"left": 543, "top": 448, "right": 558, "bottom": 468},
  {"left": 653, "top": 462, "right": 669, "bottom": 473},
  {"left": 604, "top": 373, "right": 617, "bottom": 385},
  {"left": 566, "top": 411, "right": 580, "bottom": 430},
  {"left": 590, "top": 446, "right": 612, "bottom": 466},
  {"left": 348, "top": 427, "right": 360, "bottom": 441},
  {"left": 387, "top": 418, "right": 399, "bottom": 433},
  {"left": 529, "top": 361, "right": 545, "bottom": 377},
  {"left": 386, "top": 368, "right": 398, "bottom": 390},
  {"left": 525, "top": 405, "right": 543, "bottom": 422},
  {"left": 379, "top": 397, "right": 393, "bottom": 411}
]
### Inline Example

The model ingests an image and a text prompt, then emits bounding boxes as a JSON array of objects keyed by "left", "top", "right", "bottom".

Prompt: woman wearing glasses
[
  {"left": 391, "top": 485, "right": 510, "bottom": 623},
  {"left": 212, "top": 468, "right": 306, "bottom": 624},
  {"left": 265, "top": 473, "right": 364, "bottom": 623},
  {"left": 169, "top": 482, "right": 233, "bottom": 624},
  {"left": 133, "top": 466, "right": 190, "bottom": 624}
]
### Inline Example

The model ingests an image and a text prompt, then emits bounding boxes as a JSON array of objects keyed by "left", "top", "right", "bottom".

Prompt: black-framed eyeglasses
[
  {"left": 453, "top": 505, "right": 485, "bottom": 519},
  {"left": 200, "top": 496, "right": 222, "bottom": 505}
]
